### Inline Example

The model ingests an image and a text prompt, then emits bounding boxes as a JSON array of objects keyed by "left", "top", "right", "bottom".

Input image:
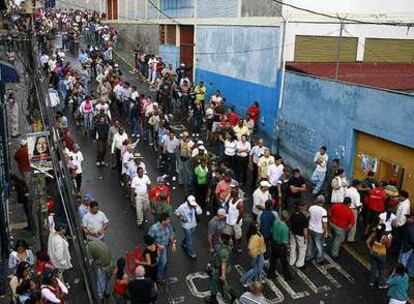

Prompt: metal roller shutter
[
  {"left": 364, "top": 38, "right": 414, "bottom": 63},
  {"left": 294, "top": 35, "right": 358, "bottom": 62}
]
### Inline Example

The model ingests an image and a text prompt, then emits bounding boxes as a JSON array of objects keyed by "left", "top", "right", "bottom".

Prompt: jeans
[
  {"left": 311, "top": 170, "right": 326, "bottom": 194},
  {"left": 306, "top": 229, "right": 325, "bottom": 263},
  {"left": 178, "top": 158, "right": 193, "bottom": 188},
  {"left": 182, "top": 227, "right": 196, "bottom": 258},
  {"left": 22, "top": 197, "right": 35, "bottom": 234},
  {"left": 240, "top": 254, "right": 264, "bottom": 285},
  {"left": 96, "top": 267, "right": 112, "bottom": 300},
  {"left": 369, "top": 253, "right": 386, "bottom": 286},
  {"left": 157, "top": 246, "right": 168, "bottom": 282},
  {"left": 165, "top": 153, "right": 177, "bottom": 176},
  {"left": 330, "top": 222, "right": 346, "bottom": 257},
  {"left": 131, "top": 117, "right": 141, "bottom": 136}
]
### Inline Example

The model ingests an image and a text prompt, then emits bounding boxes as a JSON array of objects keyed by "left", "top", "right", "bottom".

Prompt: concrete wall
[
  {"left": 57, "top": 0, "right": 106, "bottom": 12},
  {"left": 278, "top": 71, "right": 414, "bottom": 178},
  {"left": 159, "top": 45, "right": 180, "bottom": 68},
  {"left": 112, "top": 24, "right": 159, "bottom": 62},
  {"left": 197, "top": 0, "right": 238, "bottom": 18},
  {"left": 241, "top": 0, "right": 282, "bottom": 17},
  {"left": 195, "top": 25, "right": 281, "bottom": 145}
]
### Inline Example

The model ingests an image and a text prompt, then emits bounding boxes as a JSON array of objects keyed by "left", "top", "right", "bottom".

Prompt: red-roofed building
[{"left": 286, "top": 62, "right": 414, "bottom": 91}]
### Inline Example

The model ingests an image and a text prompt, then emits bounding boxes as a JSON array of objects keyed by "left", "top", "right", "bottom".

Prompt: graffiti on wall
[{"left": 277, "top": 118, "right": 316, "bottom": 152}]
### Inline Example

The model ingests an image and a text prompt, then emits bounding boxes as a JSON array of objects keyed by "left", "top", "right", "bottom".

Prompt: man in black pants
[{"left": 267, "top": 210, "right": 292, "bottom": 280}]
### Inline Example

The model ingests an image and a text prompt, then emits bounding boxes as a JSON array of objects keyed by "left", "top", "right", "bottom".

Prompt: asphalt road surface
[{"left": 66, "top": 53, "right": 389, "bottom": 304}]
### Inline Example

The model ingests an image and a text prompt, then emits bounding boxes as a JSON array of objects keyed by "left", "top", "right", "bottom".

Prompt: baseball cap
[
  {"left": 230, "top": 181, "right": 239, "bottom": 188},
  {"left": 260, "top": 180, "right": 271, "bottom": 188},
  {"left": 84, "top": 193, "right": 94, "bottom": 201},
  {"left": 20, "top": 139, "right": 27, "bottom": 146},
  {"left": 199, "top": 145, "right": 206, "bottom": 151},
  {"left": 197, "top": 140, "right": 204, "bottom": 145},
  {"left": 217, "top": 209, "right": 227, "bottom": 216},
  {"left": 187, "top": 195, "right": 197, "bottom": 206}
]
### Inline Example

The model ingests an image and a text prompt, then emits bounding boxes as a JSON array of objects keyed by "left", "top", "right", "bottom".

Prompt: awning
[{"left": 0, "top": 60, "right": 19, "bottom": 83}]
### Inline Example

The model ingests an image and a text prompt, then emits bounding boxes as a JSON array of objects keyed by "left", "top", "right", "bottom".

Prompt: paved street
[{"left": 65, "top": 55, "right": 389, "bottom": 304}]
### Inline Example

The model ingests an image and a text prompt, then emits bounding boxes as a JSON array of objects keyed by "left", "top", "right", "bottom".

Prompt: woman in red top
[
  {"left": 247, "top": 101, "right": 260, "bottom": 123},
  {"left": 112, "top": 257, "right": 129, "bottom": 303}
]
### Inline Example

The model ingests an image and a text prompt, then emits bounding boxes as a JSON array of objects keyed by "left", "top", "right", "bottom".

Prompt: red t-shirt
[
  {"left": 247, "top": 105, "right": 260, "bottom": 122},
  {"left": 365, "top": 187, "right": 387, "bottom": 213},
  {"left": 149, "top": 185, "right": 171, "bottom": 202},
  {"left": 329, "top": 204, "right": 355, "bottom": 229},
  {"left": 226, "top": 112, "right": 240, "bottom": 127}
]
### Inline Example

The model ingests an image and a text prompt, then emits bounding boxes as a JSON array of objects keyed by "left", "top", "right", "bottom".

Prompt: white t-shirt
[
  {"left": 345, "top": 187, "right": 361, "bottom": 209},
  {"left": 82, "top": 211, "right": 109, "bottom": 240},
  {"left": 236, "top": 141, "right": 251, "bottom": 157},
  {"left": 131, "top": 175, "right": 151, "bottom": 195},
  {"left": 252, "top": 188, "right": 271, "bottom": 215},
  {"left": 224, "top": 140, "right": 237, "bottom": 156},
  {"left": 395, "top": 199, "right": 411, "bottom": 227},
  {"left": 122, "top": 151, "right": 134, "bottom": 174},
  {"left": 379, "top": 212, "right": 396, "bottom": 232},
  {"left": 314, "top": 152, "right": 328, "bottom": 172},
  {"left": 267, "top": 163, "right": 284, "bottom": 186},
  {"left": 71, "top": 151, "right": 84, "bottom": 174},
  {"left": 308, "top": 205, "right": 328, "bottom": 234},
  {"left": 250, "top": 145, "right": 266, "bottom": 164}
]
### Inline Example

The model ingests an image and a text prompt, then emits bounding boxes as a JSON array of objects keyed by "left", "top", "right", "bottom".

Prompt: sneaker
[
  {"left": 131, "top": 133, "right": 136, "bottom": 137},
  {"left": 242, "top": 282, "right": 248, "bottom": 288},
  {"left": 206, "top": 211, "right": 210, "bottom": 216},
  {"left": 369, "top": 283, "right": 374, "bottom": 287},
  {"left": 378, "top": 285, "right": 388, "bottom": 289},
  {"left": 96, "top": 162, "right": 100, "bottom": 166},
  {"left": 172, "top": 176, "right": 177, "bottom": 181}
]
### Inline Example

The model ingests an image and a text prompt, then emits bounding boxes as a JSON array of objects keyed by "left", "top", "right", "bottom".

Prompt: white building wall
[
  {"left": 282, "top": 0, "right": 414, "bottom": 18},
  {"left": 283, "top": 22, "right": 414, "bottom": 62}
]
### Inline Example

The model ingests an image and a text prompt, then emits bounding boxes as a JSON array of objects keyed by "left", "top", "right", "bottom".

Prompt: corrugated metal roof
[{"left": 286, "top": 62, "right": 414, "bottom": 91}]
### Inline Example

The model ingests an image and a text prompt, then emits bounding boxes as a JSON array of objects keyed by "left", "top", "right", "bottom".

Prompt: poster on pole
[{"left": 27, "top": 131, "right": 53, "bottom": 172}]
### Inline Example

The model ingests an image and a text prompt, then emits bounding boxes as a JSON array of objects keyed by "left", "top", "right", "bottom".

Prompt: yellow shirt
[
  {"left": 248, "top": 234, "right": 266, "bottom": 258},
  {"left": 258, "top": 155, "right": 275, "bottom": 179}
]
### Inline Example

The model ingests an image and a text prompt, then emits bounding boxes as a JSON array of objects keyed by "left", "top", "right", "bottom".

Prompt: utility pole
[{"left": 335, "top": 21, "right": 344, "bottom": 80}]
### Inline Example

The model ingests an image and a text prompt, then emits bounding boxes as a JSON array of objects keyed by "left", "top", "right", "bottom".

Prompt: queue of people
[{"left": 4, "top": 3, "right": 413, "bottom": 304}]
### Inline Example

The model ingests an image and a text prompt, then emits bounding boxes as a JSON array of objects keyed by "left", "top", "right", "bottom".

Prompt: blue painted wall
[
  {"left": 195, "top": 25, "right": 281, "bottom": 146},
  {"left": 197, "top": 0, "right": 238, "bottom": 18},
  {"left": 159, "top": 44, "right": 180, "bottom": 69},
  {"left": 160, "top": 0, "right": 194, "bottom": 18},
  {"left": 278, "top": 72, "right": 414, "bottom": 178}
]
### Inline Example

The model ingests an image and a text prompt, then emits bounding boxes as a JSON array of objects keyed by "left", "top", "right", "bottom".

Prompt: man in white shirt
[
  {"left": 395, "top": 191, "right": 411, "bottom": 228},
  {"left": 267, "top": 156, "right": 284, "bottom": 199},
  {"left": 82, "top": 201, "right": 109, "bottom": 241},
  {"left": 71, "top": 144, "right": 84, "bottom": 192},
  {"left": 131, "top": 167, "right": 151, "bottom": 228},
  {"left": 48, "top": 223, "right": 72, "bottom": 272},
  {"left": 311, "top": 146, "right": 328, "bottom": 195},
  {"left": 162, "top": 130, "right": 180, "bottom": 180},
  {"left": 345, "top": 180, "right": 362, "bottom": 242},
  {"left": 122, "top": 144, "right": 135, "bottom": 176},
  {"left": 306, "top": 195, "right": 328, "bottom": 264},
  {"left": 111, "top": 127, "right": 128, "bottom": 180},
  {"left": 175, "top": 195, "right": 202, "bottom": 259},
  {"left": 252, "top": 181, "right": 272, "bottom": 220},
  {"left": 250, "top": 139, "right": 266, "bottom": 188}
]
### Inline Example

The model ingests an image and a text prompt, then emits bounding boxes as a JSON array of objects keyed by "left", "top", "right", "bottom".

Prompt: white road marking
[
  {"left": 312, "top": 256, "right": 354, "bottom": 289},
  {"left": 235, "top": 265, "right": 284, "bottom": 303},
  {"left": 185, "top": 272, "right": 211, "bottom": 298},
  {"left": 274, "top": 271, "right": 310, "bottom": 299},
  {"left": 293, "top": 268, "right": 331, "bottom": 294}
]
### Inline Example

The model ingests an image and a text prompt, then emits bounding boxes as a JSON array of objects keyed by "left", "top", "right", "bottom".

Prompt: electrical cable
[{"left": 271, "top": 0, "right": 414, "bottom": 27}]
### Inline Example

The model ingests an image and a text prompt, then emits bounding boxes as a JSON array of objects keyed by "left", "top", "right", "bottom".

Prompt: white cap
[
  {"left": 199, "top": 145, "right": 206, "bottom": 151},
  {"left": 20, "top": 139, "right": 27, "bottom": 146},
  {"left": 197, "top": 140, "right": 204, "bottom": 145},
  {"left": 260, "top": 180, "right": 271, "bottom": 188},
  {"left": 187, "top": 195, "right": 197, "bottom": 206}
]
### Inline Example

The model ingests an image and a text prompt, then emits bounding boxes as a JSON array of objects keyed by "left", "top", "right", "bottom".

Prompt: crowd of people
[{"left": 4, "top": 4, "right": 414, "bottom": 304}]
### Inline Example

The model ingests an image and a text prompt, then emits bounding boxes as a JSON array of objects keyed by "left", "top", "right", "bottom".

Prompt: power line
[
  {"left": 272, "top": 0, "right": 414, "bottom": 27},
  {"left": 147, "top": 0, "right": 181, "bottom": 25}
]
